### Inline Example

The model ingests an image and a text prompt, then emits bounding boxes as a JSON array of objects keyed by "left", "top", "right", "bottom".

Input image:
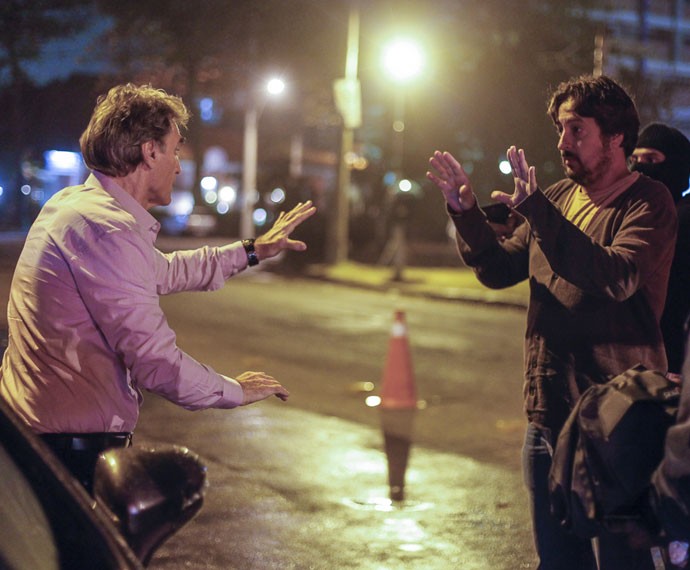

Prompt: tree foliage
[
  {"left": 95, "top": 0, "right": 602, "bottom": 237},
  {"left": 0, "top": 0, "right": 612, "bottom": 236},
  {"left": 96, "top": 0, "right": 348, "bottom": 201},
  {"left": 0, "top": 0, "right": 87, "bottom": 76},
  {"left": 0, "top": 0, "right": 92, "bottom": 228}
]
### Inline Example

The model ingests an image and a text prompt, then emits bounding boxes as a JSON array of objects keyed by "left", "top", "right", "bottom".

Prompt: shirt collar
[
  {"left": 578, "top": 171, "right": 641, "bottom": 207},
  {"left": 90, "top": 171, "right": 161, "bottom": 238}
]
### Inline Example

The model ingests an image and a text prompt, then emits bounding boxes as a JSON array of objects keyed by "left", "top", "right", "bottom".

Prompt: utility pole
[
  {"left": 329, "top": 1, "right": 361, "bottom": 264},
  {"left": 240, "top": 78, "right": 285, "bottom": 239},
  {"left": 241, "top": 104, "right": 258, "bottom": 239}
]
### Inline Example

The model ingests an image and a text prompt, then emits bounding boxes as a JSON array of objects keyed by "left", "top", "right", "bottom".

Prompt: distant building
[{"left": 590, "top": 0, "right": 690, "bottom": 133}]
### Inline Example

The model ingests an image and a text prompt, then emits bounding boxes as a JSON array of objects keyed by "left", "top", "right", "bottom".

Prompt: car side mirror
[{"left": 94, "top": 445, "right": 207, "bottom": 566}]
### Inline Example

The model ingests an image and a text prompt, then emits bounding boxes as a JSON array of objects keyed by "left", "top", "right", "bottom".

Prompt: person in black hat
[{"left": 631, "top": 122, "right": 690, "bottom": 375}]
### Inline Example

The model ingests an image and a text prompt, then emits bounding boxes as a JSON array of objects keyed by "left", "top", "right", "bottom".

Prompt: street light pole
[
  {"left": 383, "top": 39, "right": 423, "bottom": 168},
  {"left": 390, "top": 88, "right": 407, "bottom": 282},
  {"left": 329, "top": 1, "right": 361, "bottom": 264},
  {"left": 391, "top": 89, "right": 406, "bottom": 173},
  {"left": 240, "top": 78, "right": 285, "bottom": 239},
  {"left": 241, "top": 104, "right": 258, "bottom": 239},
  {"left": 379, "top": 38, "right": 424, "bottom": 281}
]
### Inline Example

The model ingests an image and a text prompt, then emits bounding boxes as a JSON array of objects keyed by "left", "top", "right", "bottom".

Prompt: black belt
[{"left": 40, "top": 432, "right": 133, "bottom": 452}]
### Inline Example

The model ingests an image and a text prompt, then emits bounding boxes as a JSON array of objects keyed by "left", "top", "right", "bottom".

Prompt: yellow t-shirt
[{"left": 561, "top": 172, "right": 641, "bottom": 231}]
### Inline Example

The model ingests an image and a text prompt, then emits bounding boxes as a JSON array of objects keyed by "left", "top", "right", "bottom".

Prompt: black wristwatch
[{"left": 242, "top": 238, "right": 259, "bottom": 267}]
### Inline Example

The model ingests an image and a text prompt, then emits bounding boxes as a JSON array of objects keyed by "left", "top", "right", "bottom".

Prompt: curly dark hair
[
  {"left": 80, "top": 84, "right": 190, "bottom": 177},
  {"left": 547, "top": 75, "right": 639, "bottom": 157}
]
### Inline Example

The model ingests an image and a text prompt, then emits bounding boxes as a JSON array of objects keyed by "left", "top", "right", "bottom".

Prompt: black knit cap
[
  {"left": 637, "top": 122, "right": 690, "bottom": 162},
  {"left": 634, "top": 122, "right": 690, "bottom": 201}
]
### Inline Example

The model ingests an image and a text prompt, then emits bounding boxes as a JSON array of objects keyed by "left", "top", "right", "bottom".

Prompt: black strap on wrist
[{"left": 242, "top": 238, "right": 259, "bottom": 266}]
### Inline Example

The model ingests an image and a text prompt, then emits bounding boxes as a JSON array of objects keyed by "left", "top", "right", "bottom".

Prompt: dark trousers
[
  {"left": 522, "top": 423, "right": 596, "bottom": 570},
  {"left": 40, "top": 432, "right": 133, "bottom": 494},
  {"left": 522, "top": 423, "right": 656, "bottom": 570}
]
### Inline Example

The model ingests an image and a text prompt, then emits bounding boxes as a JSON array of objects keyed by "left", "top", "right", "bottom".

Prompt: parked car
[{"left": 0, "top": 395, "right": 207, "bottom": 569}]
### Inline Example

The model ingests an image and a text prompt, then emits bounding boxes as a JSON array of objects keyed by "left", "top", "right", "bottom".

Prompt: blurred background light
[
  {"left": 270, "top": 187, "right": 286, "bottom": 204},
  {"left": 382, "top": 38, "right": 424, "bottom": 84},
  {"left": 383, "top": 171, "right": 397, "bottom": 186},
  {"left": 253, "top": 208, "right": 268, "bottom": 226},
  {"left": 398, "top": 179, "right": 412, "bottom": 193},
  {"left": 45, "top": 150, "right": 80, "bottom": 171},
  {"left": 200, "top": 176, "right": 218, "bottom": 192},
  {"left": 170, "top": 192, "right": 194, "bottom": 216},
  {"left": 218, "top": 185, "right": 237, "bottom": 205},
  {"left": 365, "top": 395, "right": 381, "bottom": 407},
  {"left": 266, "top": 77, "right": 285, "bottom": 95},
  {"left": 199, "top": 97, "right": 214, "bottom": 122}
]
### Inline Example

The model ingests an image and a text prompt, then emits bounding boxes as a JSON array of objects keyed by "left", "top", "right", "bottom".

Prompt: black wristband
[{"left": 242, "top": 239, "right": 259, "bottom": 267}]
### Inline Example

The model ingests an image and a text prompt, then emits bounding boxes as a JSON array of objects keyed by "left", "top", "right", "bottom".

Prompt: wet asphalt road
[
  {"left": 140, "top": 264, "right": 536, "bottom": 568},
  {"left": 156, "top": 270, "right": 529, "bottom": 471},
  {"left": 137, "top": 396, "right": 535, "bottom": 570}
]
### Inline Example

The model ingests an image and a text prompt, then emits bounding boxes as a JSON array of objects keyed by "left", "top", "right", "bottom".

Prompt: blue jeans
[
  {"left": 522, "top": 422, "right": 596, "bottom": 570},
  {"left": 522, "top": 423, "right": 656, "bottom": 570}
]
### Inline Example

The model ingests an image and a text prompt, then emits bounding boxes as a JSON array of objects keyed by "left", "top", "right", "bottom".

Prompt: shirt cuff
[
  {"left": 218, "top": 242, "right": 249, "bottom": 279},
  {"left": 447, "top": 202, "right": 480, "bottom": 219},
  {"left": 217, "top": 374, "right": 244, "bottom": 407}
]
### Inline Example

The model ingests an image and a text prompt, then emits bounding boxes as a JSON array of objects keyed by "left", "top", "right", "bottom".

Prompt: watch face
[{"left": 242, "top": 240, "right": 258, "bottom": 266}]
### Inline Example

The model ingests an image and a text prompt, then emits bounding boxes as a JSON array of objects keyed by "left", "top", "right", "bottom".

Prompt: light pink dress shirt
[{"left": 0, "top": 172, "right": 247, "bottom": 433}]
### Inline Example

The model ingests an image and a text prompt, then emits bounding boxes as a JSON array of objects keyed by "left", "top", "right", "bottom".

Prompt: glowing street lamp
[
  {"left": 380, "top": 38, "right": 425, "bottom": 281},
  {"left": 266, "top": 77, "right": 286, "bottom": 96},
  {"left": 381, "top": 38, "right": 424, "bottom": 177},
  {"left": 241, "top": 76, "right": 286, "bottom": 238},
  {"left": 382, "top": 39, "right": 424, "bottom": 84}
]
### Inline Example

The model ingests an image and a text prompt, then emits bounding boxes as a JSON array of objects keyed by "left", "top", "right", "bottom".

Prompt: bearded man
[{"left": 427, "top": 75, "right": 677, "bottom": 570}]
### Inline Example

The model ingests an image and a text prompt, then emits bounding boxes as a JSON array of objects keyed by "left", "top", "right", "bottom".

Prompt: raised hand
[
  {"left": 426, "top": 151, "right": 477, "bottom": 213},
  {"left": 254, "top": 201, "right": 316, "bottom": 261},
  {"left": 491, "top": 146, "right": 538, "bottom": 207}
]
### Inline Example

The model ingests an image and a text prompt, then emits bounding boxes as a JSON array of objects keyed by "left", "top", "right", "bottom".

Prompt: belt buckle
[{"left": 70, "top": 436, "right": 93, "bottom": 452}]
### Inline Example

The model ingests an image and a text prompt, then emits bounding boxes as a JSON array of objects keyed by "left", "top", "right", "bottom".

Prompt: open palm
[{"left": 491, "top": 146, "right": 538, "bottom": 207}]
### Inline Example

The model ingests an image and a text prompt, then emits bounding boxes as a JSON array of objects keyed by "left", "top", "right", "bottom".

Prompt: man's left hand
[
  {"left": 491, "top": 146, "right": 538, "bottom": 207},
  {"left": 254, "top": 201, "right": 316, "bottom": 261}
]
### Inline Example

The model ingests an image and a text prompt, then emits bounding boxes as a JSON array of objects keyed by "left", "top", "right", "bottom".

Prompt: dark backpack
[{"left": 549, "top": 364, "right": 681, "bottom": 539}]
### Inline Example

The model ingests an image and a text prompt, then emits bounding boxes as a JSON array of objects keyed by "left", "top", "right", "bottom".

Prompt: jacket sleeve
[
  {"left": 514, "top": 186, "right": 677, "bottom": 302},
  {"left": 449, "top": 204, "right": 530, "bottom": 289}
]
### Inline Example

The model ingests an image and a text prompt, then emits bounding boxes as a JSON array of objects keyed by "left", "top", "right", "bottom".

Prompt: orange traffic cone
[{"left": 380, "top": 310, "right": 417, "bottom": 410}]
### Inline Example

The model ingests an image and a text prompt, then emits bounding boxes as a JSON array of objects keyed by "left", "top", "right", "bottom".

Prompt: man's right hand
[
  {"left": 236, "top": 371, "right": 290, "bottom": 405},
  {"left": 254, "top": 201, "right": 316, "bottom": 261},
  {"left": 426, "top": 150, "right": 477, "bottom": 213}
]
